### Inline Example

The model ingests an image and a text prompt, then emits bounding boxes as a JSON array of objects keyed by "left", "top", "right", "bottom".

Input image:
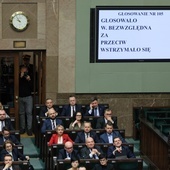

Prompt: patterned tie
[{"left": 52, "top": 120, "right": 55, "bottom": 130}]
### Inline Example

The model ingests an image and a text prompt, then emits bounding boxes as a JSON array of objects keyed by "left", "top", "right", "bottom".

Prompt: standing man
[
  {"left": 61, "top": 96, "right": 82, "bottom": 117},
  {"left": 19, "top": 65, "right": 33, "bottom": 136}
]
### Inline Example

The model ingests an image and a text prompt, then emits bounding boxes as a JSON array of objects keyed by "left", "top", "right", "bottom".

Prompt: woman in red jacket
[{"left": 48, "top": 125, "right": 73, "bottom": 146}]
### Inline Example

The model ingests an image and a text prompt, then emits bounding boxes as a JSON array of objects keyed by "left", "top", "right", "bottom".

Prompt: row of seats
[
  {"left": 133, "top": 106, "right": 170, "bottom": 139},
  {"left": 40, "top": 129, "right": 125, "bottom": 163},
  {"left": 46, "top": 143, "right": 134, "bottom": 170},
  {"left": 55, "top": 158, "right": 143, "bottom": 170}
]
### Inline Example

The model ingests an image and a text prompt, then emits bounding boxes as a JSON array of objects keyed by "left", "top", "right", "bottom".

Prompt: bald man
[
  {"left": 80, "top": 137, "right": 103, "bottom": 159},
  {"left": 41, "top": 108, "right": 63, "bottom": 134},
  {"left": 58, "top": 141, "right": 80, "bottom": 159}
]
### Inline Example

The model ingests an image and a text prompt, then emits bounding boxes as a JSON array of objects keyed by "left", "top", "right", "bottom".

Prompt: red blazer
[{"left": 48, "top": 134, "right": 73, "bottom": 146}]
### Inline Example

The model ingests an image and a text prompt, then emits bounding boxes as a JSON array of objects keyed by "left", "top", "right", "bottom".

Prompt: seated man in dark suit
[
  {"left": 39, "top": 98, "right": 59, "bottom": 117},
  {"left": 0, "top": 110, "right": 14, "bottom": 131},
  {"left": 80, "top": 137, "right": 103, "bottom": 159},
  {"left": 100, "top": 122, "right": 126, "bottom": 143},
  {"left": 61, "top": 96, "right": 82, "bottom": 117},
  {"left": 58, "top": 141, "right": 79, "bottom": 160},
  {"left": 74, "top": 122, "right": 100, "bottom": 143},
  {"left": 41, "top": 108, "right": 63, "bottom": 134},
  {"left": 107, "top": 137, "right": 136, "bottom": 159},
  {"left": 92, "top": 153, "right": 115, "bottom": 170},
  {"left": 0, "top": 127, "right": 20, "bottom": 145},
  {"left": 85, "top": 97, "right": 105, "bottom": 116},
  {"left": 0, "top": 154, "right": 21, "bottom": 170},
  {"left": 96, "top": 108, "right": 118, "bottom": 129}
]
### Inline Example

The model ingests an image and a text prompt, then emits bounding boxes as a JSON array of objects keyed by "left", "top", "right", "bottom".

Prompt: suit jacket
[
  {"left": 85, "top": 105, "right": 105, "bottom": 116},
  {"left": 80, "top": 145, "right": 103, "bottom": 159},
  {"left": 96, "top": 117, "right": 118, "bottom": 129},
  {"left": 100, "top": 131, "right": 126, "bottom": 143},
  {"left": 0, "top": 118, "right": 15, "bottom": 131},
  {"left": 0, "top": 134, "right": 20, "bottom": 145},
  {"left": 41, "top": 118, "right": 63, "bottom": 134},
  {"left": 48, "top": 134, "right": 73, "bottom": 146},
  {"left": 107, "top": 145, "right": 136, "bottom": 159},
  {"left": 74, "top": 131, "right": 100, "bottom": 143},
  {"left": 61, "top": 104, "right": 82, "bottom": 116},
  {"left": 0, "top": 148, "right": 26, "bottom": 161},
  {"left": 0, "top": 165, "right": 21, "bottom": 170},
  {"left": 39, "top": 106, "right": 59, "bottom": 117},
  {"left": 92, "top": 163, "right": 115, "bottom": 170},
  {"left": 58, "top": 149, "right": 80, "bottom": 159}
]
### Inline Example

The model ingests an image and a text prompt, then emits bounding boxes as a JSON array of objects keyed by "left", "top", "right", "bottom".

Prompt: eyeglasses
[
  {"left": 76, "top": 115, "right": 82, "bottom": 116},
  {"left": 65, "top": 146, "right": 73, "bottom": 149}
]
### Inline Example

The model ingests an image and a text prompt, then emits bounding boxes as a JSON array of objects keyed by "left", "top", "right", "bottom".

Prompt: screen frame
[{"left": 95, "top": 6, "right": 170, "bottom": 63}]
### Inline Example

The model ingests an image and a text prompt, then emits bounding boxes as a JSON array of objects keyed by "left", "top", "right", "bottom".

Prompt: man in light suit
[
  {"left": 107, "top": 137, "right": 135, "bottom": 159},
  {"left": 100, "top": 122, "right": 126, "bottom": 143},
  {"left": 61, "top": 96, "right": 82, "bottom": 117},
  {"left": 85, "top": 97, "right": 105, "bottom": 116},
  {"left": 80, "top": 137, "right": 103, "bottom": 159},
  {"left": 96, "top": 108, "right": 118, "bottom": 129},
  {"left": 74, "top": 122, "right": 100, "bottom": 143},
  {"left": 41, "top": 108, "right": 63, "bottom": 134},
  {"left": 39, "top": 98, "right": 59, "bottom": 117},
  {"left": 58, "top": 141, "right": 80, "bottom": 159}
]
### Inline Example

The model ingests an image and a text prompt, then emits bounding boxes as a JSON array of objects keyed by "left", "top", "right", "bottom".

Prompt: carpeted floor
[{"left": 21, "top": 136, "right": 45, "bottom": 170}]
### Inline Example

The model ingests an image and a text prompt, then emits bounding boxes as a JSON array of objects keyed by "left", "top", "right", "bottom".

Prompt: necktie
[
  {"left": 67, "top": 153, "right": 71, "bottom": 158},
  {"left": 86, "top": 133, "right": 89, "bottom": 138},
  {"left": 94, "top": 108, "right": 97, "bottom": 116},
  {"left": 52, "top": 120, "right": 55, "bottom": 130},
  {"left": 71, "top": 106, "right": 75, "bottom": 117},
  {"left": 1, "top": 121, "right": 4, "bottom": 131}
]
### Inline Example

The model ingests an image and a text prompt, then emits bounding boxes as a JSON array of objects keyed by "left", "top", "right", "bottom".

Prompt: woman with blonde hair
[{"left": 48, "top": 125, "right": 73, "bottom": 146}]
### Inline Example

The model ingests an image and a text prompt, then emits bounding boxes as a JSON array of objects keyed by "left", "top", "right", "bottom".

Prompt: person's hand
[
  {"left": 115, "top": 147, "right": 122, "bottom": 153},
  {"left": 25, "top": 156, "right": 30, "bottom": 160},
  {"left": 20, "top": 72, "right": 24, "bottom": 78},
  {"left": 4, "top": 162, "right": 12, "bottom": 169},
  {"left": 72, "top": 120, "right": 78, "bottom": 127},
  {"left": 90, "top": 103, "right": 93, "bottom": 110},
  {"left": 92, "top": 148, "right": 100, "bottom": 155},
  {"left": 107, "top": 117, "right": 114, "bottom": 123},
  {"left": 26, "top": 75, "right": 31, "bottom": 81}
]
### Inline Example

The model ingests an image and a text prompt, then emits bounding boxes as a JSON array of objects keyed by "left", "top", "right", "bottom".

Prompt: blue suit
[
  {"left": 107, "top": 145, "right": 136, "bottom": 158},
  {"left": 61, "top": 104, "right": 82, "bottom": 116},
  {"left": 100, "top": 131, "right": 126, "bottom": 143},
  {"left": 41, "top": 118, "right": 63, "bottom": 133},
  {"left": 74, "top": 131, "right": 100, "bottom": 143},
  {"left": 85, "top": 105, "right": 105, "bottom": 116}
]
